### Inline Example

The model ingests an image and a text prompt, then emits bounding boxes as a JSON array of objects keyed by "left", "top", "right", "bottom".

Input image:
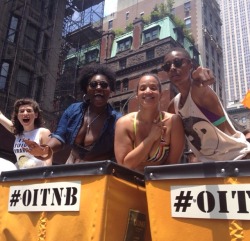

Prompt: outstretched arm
[
  {"left": 0, "top": 111, "right": 14, "bottom": 133},
  {"left": 191, "top": 66, "right": 217, "bottom": 107},
  {"left": 191, "top": 67, "right": 235, "bottom": 134},
  {"left": 23, "top": 137, "right": 63, "bottom": 158}
]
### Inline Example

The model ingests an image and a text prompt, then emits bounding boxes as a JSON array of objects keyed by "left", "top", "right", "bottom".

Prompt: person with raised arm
[
  {"left": 163, "top": 47, "right": 250, "bottom": 161},
  {"left": 0, "top": 98, "right": 52, "bottom": 169}
]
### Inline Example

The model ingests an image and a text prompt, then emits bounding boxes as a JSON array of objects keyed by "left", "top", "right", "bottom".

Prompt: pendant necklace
[{"left": 86, "top": 106, "right": 106, "bottom": 133}]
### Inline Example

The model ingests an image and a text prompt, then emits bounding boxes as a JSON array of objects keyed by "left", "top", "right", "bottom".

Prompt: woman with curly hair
[
  {"left": 25, "top": 63, "right": 122, "bottom": 164},
  {"left": 0, "top": 98, "right": 52, "bottom": 169}
]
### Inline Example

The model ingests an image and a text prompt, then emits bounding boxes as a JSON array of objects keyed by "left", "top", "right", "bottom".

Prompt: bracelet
[{"left": 37, "top": 145, "right": 53, "bottom": 161}]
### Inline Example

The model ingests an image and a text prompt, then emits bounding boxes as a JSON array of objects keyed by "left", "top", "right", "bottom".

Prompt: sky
[{"left": 104, "top": 0, "right": 118, "bottom": 16}]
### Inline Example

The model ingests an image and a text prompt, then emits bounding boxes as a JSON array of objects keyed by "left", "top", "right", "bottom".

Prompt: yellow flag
[{"left": 242, "top": 90, "right": 250, "bottom": 108}]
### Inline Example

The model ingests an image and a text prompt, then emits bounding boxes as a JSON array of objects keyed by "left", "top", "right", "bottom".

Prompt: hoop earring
[{"left": 83, "top": 94, "right": 90, "bottom": 102}]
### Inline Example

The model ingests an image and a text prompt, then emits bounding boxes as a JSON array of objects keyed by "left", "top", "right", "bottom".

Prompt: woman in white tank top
[{"left": 0, "top": 98, "right": 52, "bottom": 169}]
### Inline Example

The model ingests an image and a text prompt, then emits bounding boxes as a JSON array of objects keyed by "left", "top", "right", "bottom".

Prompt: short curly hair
[
  {"left": 11, "top": 98, "right": 44, "bottom": 135},
  {"left": 78, "top": 64, "right": 116, "bottom": 93}
]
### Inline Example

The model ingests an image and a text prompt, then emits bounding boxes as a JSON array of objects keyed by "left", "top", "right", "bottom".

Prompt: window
[
  {"left": 184, "top": 1, "right": 191, "bottom": 11},
  {"left": 48, "top": 0, "right": 54, "bottom": 20},
  {"left": 34, "top": 77, "right": 43, "bottom": 102},
  {"left": 174, "top": 27, "right": 184, "bottom": 46},
  {"left": 42, "top": 35, "right": 49, "bottom": 61},
  {"left": 206, "top": 54, "right": 209, "bottom": 67},
  {"left": 31, "top": 0, "right": 42, "bottom": 11},
  {"left": 205, "top": 37, "right": 208, "bottom": 49},
  {"left": 184, "top": 1, "right": 191, "bottom": 17},
  {"left": 0, "top": 62, "right": 10, "bottom": 90},
  {"left": 64, "top": 57, "right": 77, "bottom": 71},
  {"left": 116, "top": 81, "right": 121, "bottom": 92},
  {"left": 23, "top": 23, "right": 38, "bottom": 52},
  {"left": 7, "top": 16, "right": 19, "bottom": 43},
  {"left": 217, "top": 53, "right": 220, "bottom": 64},
  {"left": 203, "top": 4, "right": 207, "bottom": 15},
  {"left": 143, "top": 27, "right": 159, "bottom": 43},
  {"left": 114, "top": 101, "right": 121, "bottom": 112},
  {"left": 185, "top": 18, "right": 191, "bottom": 29},
  {"left": 123, "top": 78, "right": 129, "bottom": 91},
  {"left": 117, "top": 38, "right": 132, "bottom": 52},
  {"left": 146, "top": 49, "right": 154, "bottom": 60},
  {"left": 126, "top": 12, "right": 129, "bottom": 20},
  {"left": 242, "top": 117, "right": 246, "bottom": 124},
  {"left": 119, "top": 59, "right": 126, "bottom": 70},
  {"left": 211, "top": 45, "right": 214, "bottom": 58},
  {"left": 16, "top": 68, "right": 31, "bottom": 98},
  {"left": 108, "top": 20, "right": 113, "bottom": 30},
  {"left": 85, "top": 49, "right": 99, "bottom": 63}
]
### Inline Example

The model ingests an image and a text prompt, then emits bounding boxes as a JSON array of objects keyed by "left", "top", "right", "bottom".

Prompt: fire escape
[{"left": 54, "top": 0, "right": 104, "bottom": 117}]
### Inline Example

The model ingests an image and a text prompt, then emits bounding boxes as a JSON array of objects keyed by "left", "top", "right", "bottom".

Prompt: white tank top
[
  {"left": 174, "top": 91, "right": 250, "bottom": 162},
  {"left": 13, "top": 128, "right": 47, "bottom": 169}
]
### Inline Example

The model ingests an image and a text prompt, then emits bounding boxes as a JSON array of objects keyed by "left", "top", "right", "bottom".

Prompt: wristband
[{"left": 38, "top": 145, "right": 53, "bottom": 161}]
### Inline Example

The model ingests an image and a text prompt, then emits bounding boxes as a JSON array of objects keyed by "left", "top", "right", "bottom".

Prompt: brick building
[
  {"left": 64, "top": 15, "right": 199, "bottom": 114},
  {"left": 103, "top": 0, "right": 225, "bottom": 105}
]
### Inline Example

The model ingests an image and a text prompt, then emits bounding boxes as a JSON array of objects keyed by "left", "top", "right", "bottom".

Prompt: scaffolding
[{"left": 54, "top": 0, "right": 105, "bottom": 114}]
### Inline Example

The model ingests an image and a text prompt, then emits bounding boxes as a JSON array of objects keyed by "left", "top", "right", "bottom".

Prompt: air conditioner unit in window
[{"left": 123, "top": 87, "right": 128, "bottom": 91}]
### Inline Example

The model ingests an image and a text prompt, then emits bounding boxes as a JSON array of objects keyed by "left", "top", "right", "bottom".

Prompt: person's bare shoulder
[
  {"left": 167, "top": 99, "right": 176, "bottom": 114},
  {"left": 116, "top": 112, "right": 137, "bottom": 138},
  {"left": 116, "top": 112, "right": 135, "bottom": 130},
  {"left": 162, "top": 111, "right": 174, "bottom": 119},
  {"left": 116, "top": 112, "right": 136, "bottom": 127},
  {"left": 39, "top": 127, "right": 51, "bottom": 134}
]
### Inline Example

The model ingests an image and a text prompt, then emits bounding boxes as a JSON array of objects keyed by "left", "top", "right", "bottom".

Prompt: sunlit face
[
  {"left": 17, "top": 105, "right": 38, "bottom": 129},
  {"left": 137, "top": 75, "right": 161, "bottom": 108},
  {"left": 163, "top": 51, "right": 192, "bottom": 86},
  {"left": 87, "top": 74, "right": 111, "bottom": 107}
]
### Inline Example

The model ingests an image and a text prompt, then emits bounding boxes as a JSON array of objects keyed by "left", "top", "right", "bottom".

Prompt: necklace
[{"left": 86, "top": 106, "right": 106, "bottom": 133}]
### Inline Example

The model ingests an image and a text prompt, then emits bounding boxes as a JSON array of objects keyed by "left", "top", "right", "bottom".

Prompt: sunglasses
[
  {"left": 162, "top": 58, "right": 189, "bottom": 72},
  {"left": 88, "top": 81, "right": 109, "bottom": 89}
]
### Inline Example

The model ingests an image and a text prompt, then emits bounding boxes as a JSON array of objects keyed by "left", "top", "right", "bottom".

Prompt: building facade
[
  {"left": 227, "top": 101, "right": 250, "bottom": 130},
  {"left": 65, "top": 14, "right": 199, "bottom": 114},
  {"left": 103, "top": 0, "right": 225, "bottom": 105},
  {"left": 0, "top": 0, "right": 67, "bottom": 160},
  {"left": 219, "top": 0, "right": 250, "bottom": 105},
  {"left": 0, "top": 0, "right": 66, "bottom": 129}
]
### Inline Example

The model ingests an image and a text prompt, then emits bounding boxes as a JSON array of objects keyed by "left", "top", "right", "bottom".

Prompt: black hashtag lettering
[
  {"left": 174, "top": 191, "right": 193, "bottom": 212},
  {"left": 10, "top": 190, "right": 21, "bottom": 206}
]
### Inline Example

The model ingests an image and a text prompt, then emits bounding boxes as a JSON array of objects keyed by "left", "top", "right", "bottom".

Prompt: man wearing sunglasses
[
  {"left": 164, "top": 47, "right": 250, "bottom": 162},
  {"left": 24, "top": 64, "right": 122, "bottom": 164}
]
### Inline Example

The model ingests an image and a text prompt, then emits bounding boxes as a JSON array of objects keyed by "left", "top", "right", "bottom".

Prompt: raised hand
[{"left": 192, "top": 66, "right": 215, "bottom": 87}]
